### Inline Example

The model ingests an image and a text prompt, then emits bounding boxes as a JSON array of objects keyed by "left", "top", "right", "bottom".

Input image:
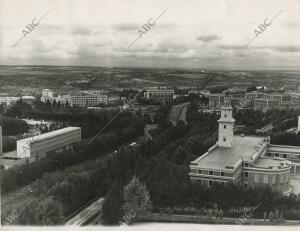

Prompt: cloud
[
  {"left": 196, "top": 34, "right": 220, "bottom": 42},
  {"left": 218, "top": 44, "right": 247, "bottom": 50},
  {"left": 113, "top": 23, "right": 139, "bottom": 32},
  {"left": 70, "top": 27, "right": 91, "bottom": 36},
  {"left": 271, "top": 45, "right": 300, "bottom": 53}
]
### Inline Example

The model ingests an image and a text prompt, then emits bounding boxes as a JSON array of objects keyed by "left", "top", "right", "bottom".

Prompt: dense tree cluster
[
  {"left": 4, "top": 101, "right": 141, "bottom": 138},
  {"left": 0, "top": 117, "right": 144, "bottom": 194},
  {"left": 101, "top": 176, "right": 152, "bottom": 225},
  {"left": 2, "top": 99, "right": 300, "bottom": 225},
  {"left": 2, "top": 136, "right": 17, "bottom": 152},
  {"left": 234, "top": 109, "right": 299, "bottom": 134},
  {"left": 271, "top": 132, "right": 300, "bottom": 146},
  {"left": 0, "top": 117, "right": 29, "bottom": 136}
]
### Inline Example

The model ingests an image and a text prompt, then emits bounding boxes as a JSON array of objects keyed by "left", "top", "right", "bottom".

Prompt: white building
[
  {"left": 189, "top": 97, "right": 292, "bottom": 191},
  {"left": 16, "top": 127, "right": 81, "bottom": 158},
  {"left": 0, "top": 97, "right": 20, "bottom": 107},
  {"left": 40, "top": 89, "right": 108, "bottom": 107},
  {"left": 42, "top": 89, "right": 54, "bottom": 98},
  {"left": 144, "top": 87, "right": 174, "bottom": 103}
]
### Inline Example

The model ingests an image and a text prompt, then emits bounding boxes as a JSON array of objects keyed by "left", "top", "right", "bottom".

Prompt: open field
[{"left": 1, "top": 66, "right": 300, "bottom": 96}]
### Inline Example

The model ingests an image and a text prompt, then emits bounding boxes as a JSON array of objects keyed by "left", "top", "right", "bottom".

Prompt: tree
[
  {"left": 274, "top": 209, "right": 279, "bottom": 221},
  {"left": 18, "top": 200, "right": 40, "bottom": 225},
  {"left": 219, "top": 209, "right": 223, "bottom": 220},
  {"left": 0, "top": 104, "right": 4, "bottom": 114},
  {"left": 101, "top": 182, "right": 124, "bottom": 225},
  {"left": 269, "top": 211, "right": 274, "bottom": 222},
  {"left": 247, "top": 85, "right": 257, "bottom": 92},
  {"left": 122, "top": 176, "right": 152, "bottom": 224},
  {"left": 38, "top": 197, "right": 64, "bottom": 225}
]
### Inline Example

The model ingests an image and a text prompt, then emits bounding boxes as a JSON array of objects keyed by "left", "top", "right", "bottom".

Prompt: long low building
[{"left": 17, "top": 127, "right": 81, "bottom": 158}]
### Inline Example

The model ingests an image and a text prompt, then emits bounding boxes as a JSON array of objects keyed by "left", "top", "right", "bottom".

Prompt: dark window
[
  {"left": 221, "top": 172, "right": 225, "bottom": 176},
  {"left": 223, "top": 137, "right": 226, "bottom": 142},
  {"left": 244, "top": 172, "right": 248, "bottom": 178},
  {"left": 244, "top": 163, "right": 249, "bottom": 167},
  {"left": 266, "top": 153, "right": 271, "bottom": 157},
  {"left": 283, "top": 154, "right": 287, "bottom": 158},
  {"left": 224, "top": 125, "right": 226, "bottom": 129},
  {"left": 275, "top": 153, "right": 279, "bottom": 157},
  {"left": 244, "top": 183, "right": 248, "bottom": 188},
  {"left": 209, "top": 171, "right": 214, "bottom": 175},
  {"left": 209, "top": 181, "right": 213, "bottom": 186},
  {"left": 198, "top": 170, "right": 202, "bottom": 174}
]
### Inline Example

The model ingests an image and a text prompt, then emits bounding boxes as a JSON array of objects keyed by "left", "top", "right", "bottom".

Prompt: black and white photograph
[{"left": 0, "top": 0, "right": 300, "bottom": 230}]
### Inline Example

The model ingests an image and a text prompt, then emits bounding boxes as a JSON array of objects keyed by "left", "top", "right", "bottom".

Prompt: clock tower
[{"left": 218, "top": 97, "right": 235, "bottom": 147}]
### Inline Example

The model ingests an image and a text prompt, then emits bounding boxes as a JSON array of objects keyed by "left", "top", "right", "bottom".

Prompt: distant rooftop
[{"left": 193, "top": 135, "right": 265, "bottom": 170}]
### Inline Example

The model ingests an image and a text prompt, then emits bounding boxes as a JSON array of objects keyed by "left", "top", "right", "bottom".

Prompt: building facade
[
  {"left": 189, "top": 98, "right": 294, "bottom": 192},
  {"left": 144, "top": 88, "right": 174, "bottom": 103},
  {"left": 208, "top": 94, "right": 225, "bottom": 109},
  {"left": 40, "top": 89, "right": 108, "bottom": 107},
  {"left": 254, "top": 98, "right": 280, "bottom": 112},
  {"left": 17, "top": 127, "right": 81, "bottom": 159}
]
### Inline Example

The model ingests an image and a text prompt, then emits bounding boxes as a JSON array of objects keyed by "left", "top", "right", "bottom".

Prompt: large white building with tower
[{"left": 189, "top": 97, "right": 300, "bottom": 192}]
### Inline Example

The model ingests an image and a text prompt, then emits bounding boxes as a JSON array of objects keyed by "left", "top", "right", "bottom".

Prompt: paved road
[
  {"left": 144, "top": 124, "right": 158, "bottom": 141},
  {"left": 258, "top": 123, "right": 273, "bottom": 132},
  {"left": 65, "top": 197, "right": 104, "bottom": 225},
  {"left": 169, "top": 102, "right": 189, "bottom": 125}
]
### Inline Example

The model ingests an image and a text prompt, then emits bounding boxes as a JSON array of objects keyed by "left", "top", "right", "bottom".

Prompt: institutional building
[
  {"left": 208, "top": 91, "right": 300, "bottom": 111},
  {"left": 0, "top": 96, "right": 35, "bottom": 107},
  {"left": 144, "top": 87, "right": 174, "bottom": 103},
  {"left": 41, "top": 89, "right": 108, "bottom": 107},
  {"left": 16, "top": 127, "right": 81, "bottom": 159},
  {"left": 189, "top": 98, "right": 300, "bottom": 192},
  {"left": 208, "top": 94, "right": 225, "bottom": 109},
  {"left": 254, "top": 98, "right": 280, "bottom": 112}
]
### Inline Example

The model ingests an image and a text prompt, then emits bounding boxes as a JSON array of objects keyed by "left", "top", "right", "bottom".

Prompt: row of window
[
  {"left": 266, "top": 152, "right": 300, "bottom": 159},
  {"left": 198, "top": 179, "right": 227, "bottom": 186},
  {"left": 244, "top": 171, "right": 288, "bottom": 184},
  {"left": 198, "top": 170, "right": 226, "bottom": 177}
]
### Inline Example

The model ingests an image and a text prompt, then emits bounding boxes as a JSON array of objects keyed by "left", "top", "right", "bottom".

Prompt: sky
[{"left": 0, "top": 0, "right": 300, "bottom": 70}]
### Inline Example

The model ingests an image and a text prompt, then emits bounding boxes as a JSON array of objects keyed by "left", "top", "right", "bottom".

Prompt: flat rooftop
[
  {"left": 253, "top": 158, "right": 284, "bottom": 168},
  {"left": 194, "top": 135, "right": 265, "bottom": 170},
  {"left": 18, "top": 127, "right": 80, "bottom": 143}
]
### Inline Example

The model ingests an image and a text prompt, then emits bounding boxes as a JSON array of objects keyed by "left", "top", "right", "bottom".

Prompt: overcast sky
[{"left": 0, "top": 0, "right": 300, "bottom": 69}]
